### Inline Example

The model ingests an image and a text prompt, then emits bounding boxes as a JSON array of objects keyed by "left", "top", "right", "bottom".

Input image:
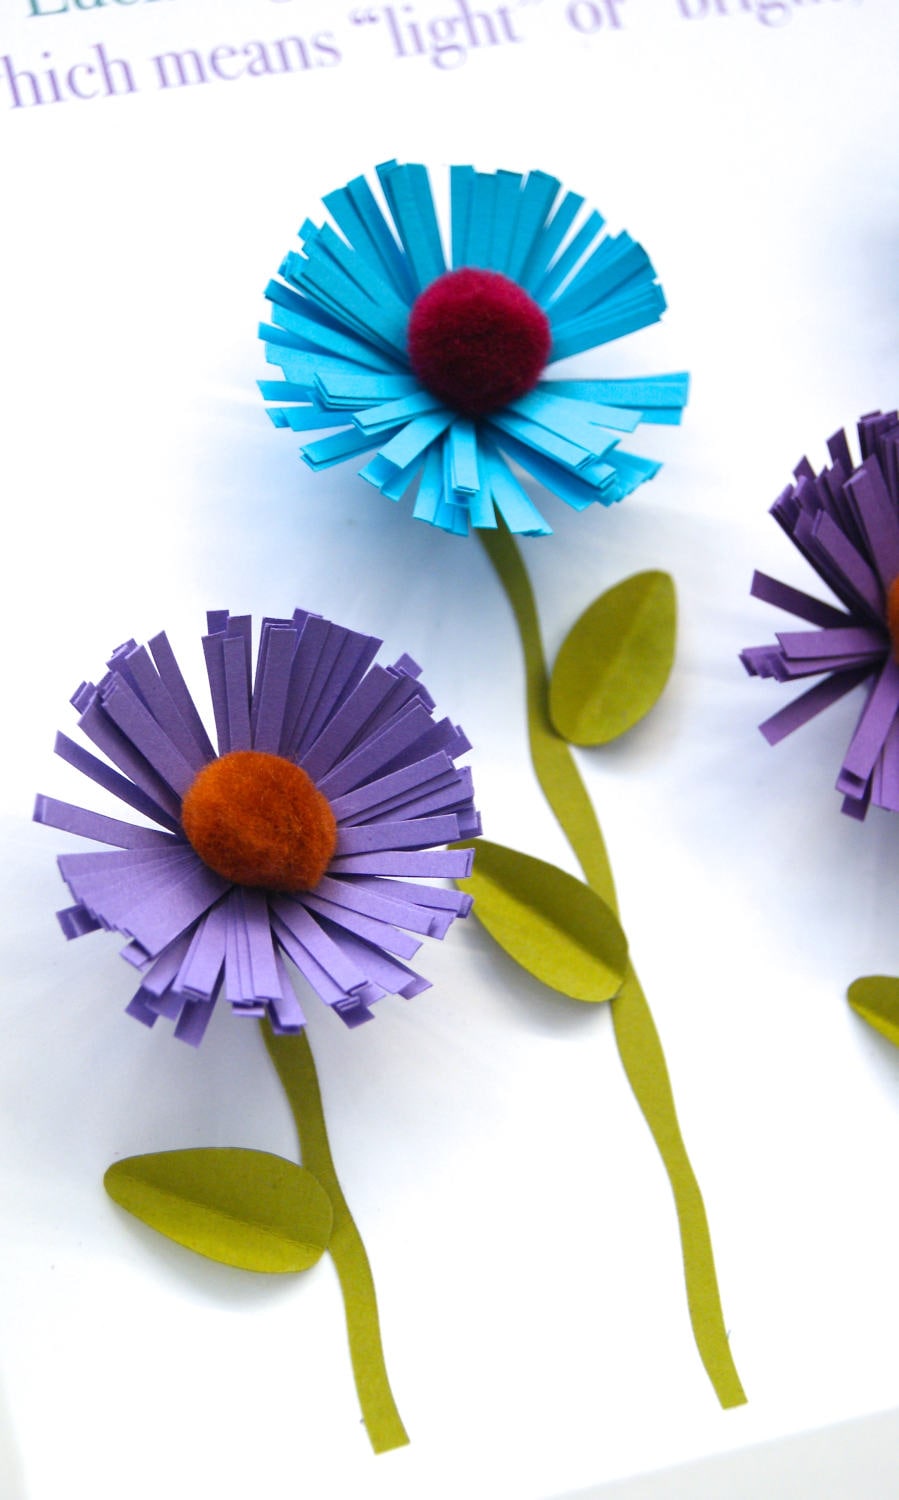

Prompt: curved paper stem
[
  {"left": 261, "top": 1023, "right": 410, "bottom": 1453},
  {"left": 479, "top": 522, "right": 746, "bottom": 1410},
  {"left": 611, "top": 968, "right": 746, "bottom": 1406}
]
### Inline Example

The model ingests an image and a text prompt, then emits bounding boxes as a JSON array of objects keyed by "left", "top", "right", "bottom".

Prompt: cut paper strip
[
  {"left": 328, "top": 750, "right": 455, "bottom": 823},
  {"left": 76, "top": 695, "right": 183, "bottom": 823},
  {"left": 744, "top": 412, "right": 899, "bottom": 816},
  {"left": 335, "top": 813, "right": 464, "bottom": 856},
  {"left": 314, "top": 371, "right": 419, "bottom": 408},
  {"left": 846, "top": 459, "right": 899, "bottom": 589},
  {"left": 261, "top": 162, "right": 686, "bottom": 534},
  {"left": 756, "top": 667, "right": 871, "bottom": 747},
  {"left": 838, "top": 657, "right": 899, "bottom": 792},
  {"left": 52, "top": 731, "right": 181, "bottom": 834},
  {"left": 456, "top": 839, "right": 627, "bottom": 1002},
  {"left": 512, "top": 387, "right": 640, "bottom": 442},
  {"left": 328, "top": 848, "right": 473, "bottom": 878},
  {"left": 313, "top": 873, "right": 448, "bottom": 938},
  {"left": 354, "top": 390, "right": 445, "bottom": 436},
  {"left": 848, "top": 975, "right": 899, "bottom": 1048},
  {"left": 479, "top": 519, "right": 746, "bottom": 1412},
  {"left": 490, "top": 408, "right": 609, "bottom": 473},
  {"left": 548, "top": 374, "right": 689, "bottom": 420},
  {"left": 550, "top": 571, "right": 676, "bottom": 746},
  {"left": 34, "top": 795, "right": 177, "bottom": 851},
  {"left": 807, "top": 510, "right": 884, "bottom": 619},
  {"left": 302, "top": 892, "right": 423, "bottom": 961},
  {"left": 483, "top": 441, "right": 550, "bottom": 537},
  {"left": 317, "top": 703, "right": 435, "bottom": 798},
  {"left": 115, "top": 643, "right": 211, "bottom": 773},
  {"left": 270, "top": 897, "right": 382, "bottom": 1012},
  {"left": 175, "top": 902, "right": 229, "bottom": 1004},
  {"left": 37, "top": 610, "right": 478, "bottom": 1040},
  {"left": 497, "top": 431, "right": 619, "bottom": 512},
  {"left": 104, "top": 1149, "right": 333, "bottom": 1273}
]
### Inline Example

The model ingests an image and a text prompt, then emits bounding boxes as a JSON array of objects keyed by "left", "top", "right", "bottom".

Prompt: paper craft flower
[
  {"left": 742, "top": 410, "right": 899, "bottom": 818},
  {"left": 260, "top": 161, "right": 688, "bottom": 536},
  {"left": 34, "top": 608, "right": 479, "bottom": 1042}
]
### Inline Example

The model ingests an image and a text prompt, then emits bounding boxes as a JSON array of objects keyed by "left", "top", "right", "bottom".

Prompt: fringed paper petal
[{"left": 261, "top": 163, "right": 684, "bottom": 535}]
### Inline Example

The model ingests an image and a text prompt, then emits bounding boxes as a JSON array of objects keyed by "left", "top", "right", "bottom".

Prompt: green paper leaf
[
  {"left": 456, "top": 838, "right": 628, "bottom": 1002},
  {"left": 549, "top": 570, "right": 676, "bottom": 746},
  {"left": 104, "top": 1147, "right": 333, "bottom": 1273},
  {"left": 847, "top": 976, "right": 899, "bottom": 1048}
]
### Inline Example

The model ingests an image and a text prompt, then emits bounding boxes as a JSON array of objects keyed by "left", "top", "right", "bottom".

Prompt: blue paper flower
[{"left": 260, "top": 162, "right": 688, "bottom": 537}]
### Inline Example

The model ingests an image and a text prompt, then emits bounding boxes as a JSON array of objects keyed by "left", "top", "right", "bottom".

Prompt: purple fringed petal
[
  {"left": 837, "top": 658, "right": 899, "bottom": 797},
  {"left": 301, "top": 891, "right": 424, "bottom": 960},
  {"left": 873, "top": 715, "right": 899, "bottom": 813},
  {"left": 745, "top": 412, "right": 899, "bottom": 815},
  {"left": 53, "top": 731, "right": 181, "bottom": 833},
  {"left": 329, "top": 848, "right": 475, "bottom": 877},
  {"left": 328, "top": 750, "right": 455, "bottom": 823},
  {"left": 322, "top": 923, "right": 432, "bottom": 1002},
  {"left": 758, "top": 668, "right": 871, "bottom": 747},
  {"left": 313, "top": 873, "right": 445, "bottom": 940},
  {"left": 267, "top": 950, "right": 306, "bottom": 1035},
  {"left": 175, "top": 902, "right": 228, "bottom": 1003},
  {"left": 57, "top": 904, "right": 102, "bottom": 939},
  {"left": 35, "top": 796, "right": 178, "bottom": 851},
  {"left": 847, "top": 458, "right": 899, "bottom": 589},
  {"left": 317, "top": 702, "right": 435, "bottom": 798}
]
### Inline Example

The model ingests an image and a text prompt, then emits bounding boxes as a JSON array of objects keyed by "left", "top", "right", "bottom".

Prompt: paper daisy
[
  {"left": 742, "top": 410, "right": 899, "bottom": 818},
  {"left": 260, "top": 161, "right": 688, "bottom": 537},
  {"left": 34, "top": 608, "right": 479, "bottom": 1042}
]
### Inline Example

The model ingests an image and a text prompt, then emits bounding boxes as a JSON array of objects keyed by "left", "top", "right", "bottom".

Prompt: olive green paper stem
[
  {"left": 612, "top": 967, "right": 746, "bottom": 1406},
  {"left": 261, "top": 1023, "right": 409, "bottom": 1453},
  {"left": 479, "top": 526, "right": 617, "bottom": 908},
  {"left": 479, "top": 523, "right": 746, "bottom": 1409}
]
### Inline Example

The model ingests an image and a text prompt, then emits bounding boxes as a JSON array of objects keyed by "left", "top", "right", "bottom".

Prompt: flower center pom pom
[
  {"left": 407, "top": 268, "right": 552, "bottom": 418},
  {"left": 181, "top": 750, "right": 337, "bottom": 893}
]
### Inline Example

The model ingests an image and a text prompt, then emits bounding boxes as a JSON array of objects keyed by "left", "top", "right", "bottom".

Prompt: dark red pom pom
[{"left": 407, "top": 268, "right": 551, "bottom": 419}]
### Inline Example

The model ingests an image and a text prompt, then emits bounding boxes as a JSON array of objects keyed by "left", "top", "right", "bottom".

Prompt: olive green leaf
[
  {"left": 847, "top": 976, "right": 899, "bottom": 1049},
  {"left": 549, "top": 570, "right": 676, "bottom": 746},
  {"left": 104, "top": 1147, "right": 333, "bottom": 1273},
  {"left": 456, "top": 838, "right": 628, "bottom": 1002}
]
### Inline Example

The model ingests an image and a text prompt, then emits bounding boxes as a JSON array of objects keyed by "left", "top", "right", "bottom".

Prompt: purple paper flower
[
  {"left": 742, "top": 411, "right": 899, "bottom": 818},
  {"left": 35, "top": 609, "right": 480, "bottom": 1043}
]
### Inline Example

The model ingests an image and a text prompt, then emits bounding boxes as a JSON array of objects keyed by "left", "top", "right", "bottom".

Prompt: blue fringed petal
[{"left": 260, "top": 163, "right": 687, "bottom": 536}]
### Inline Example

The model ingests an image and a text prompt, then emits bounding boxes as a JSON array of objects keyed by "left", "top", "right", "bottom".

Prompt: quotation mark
[{"left": 349, "top": 7, "right": 381, "bottom": 21}]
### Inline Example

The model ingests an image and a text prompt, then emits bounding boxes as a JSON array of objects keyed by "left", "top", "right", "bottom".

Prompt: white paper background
[{"left": 1, "top": 1, "right": 898, "bottom": 1496}]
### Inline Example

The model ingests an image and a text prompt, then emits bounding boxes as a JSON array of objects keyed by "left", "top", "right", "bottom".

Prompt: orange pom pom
[{"left": 181, "top": 750, "right": 337, "bottom": 893}]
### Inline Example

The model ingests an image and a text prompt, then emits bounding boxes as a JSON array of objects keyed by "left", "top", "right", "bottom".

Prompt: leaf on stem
[
  {"left": 847, "top": 976, "right": 899, "bottom": 1049},
  {"left": 456, "top": 838, "right": 627, "bottom": 1001},
  {"left": 549, "top": 570, "right": 676, "bottom": 746},
  {"left": 104, "top": 1147, "right": 333, "bottom": 1273}
]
